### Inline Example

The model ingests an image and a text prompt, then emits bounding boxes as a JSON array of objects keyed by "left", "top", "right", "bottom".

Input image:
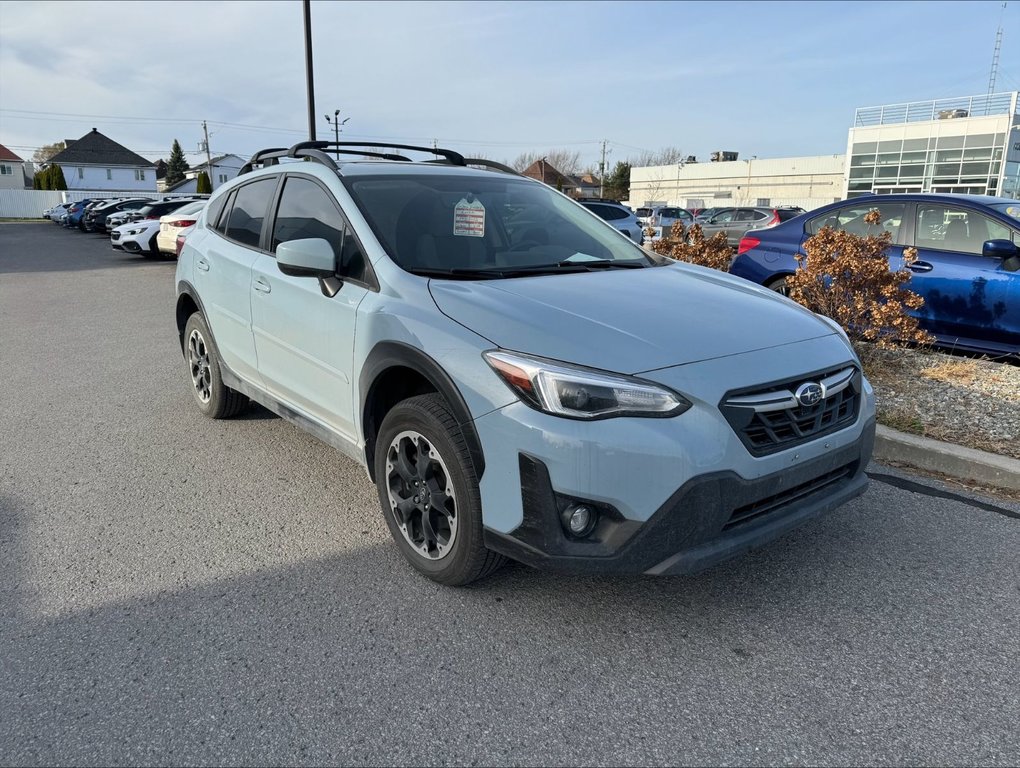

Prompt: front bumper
[{"left": 483, "top": 419, "right": 873, "bottom": 574}]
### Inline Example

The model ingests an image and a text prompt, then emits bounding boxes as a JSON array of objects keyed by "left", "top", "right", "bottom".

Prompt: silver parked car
[{"left": 699, "top": 206, "right": 806, "bottom": 246}]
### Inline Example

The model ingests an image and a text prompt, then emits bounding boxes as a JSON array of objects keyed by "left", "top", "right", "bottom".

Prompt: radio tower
[{"left": 986, "top": 2, "right": 1006, "bottom": 101}]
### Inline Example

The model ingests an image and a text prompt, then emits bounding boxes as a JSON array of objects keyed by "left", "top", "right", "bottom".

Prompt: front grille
[
  {"left": 720, "top": 365, "right": 861, "bottom": 457},
  {"left": 724, "top": 463, "right": 854, "bottom": 529}
]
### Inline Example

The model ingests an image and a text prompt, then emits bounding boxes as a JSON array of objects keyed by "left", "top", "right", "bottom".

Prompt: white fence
[{"left": 0, "top": 189, "right": 199, "bottom": 219}]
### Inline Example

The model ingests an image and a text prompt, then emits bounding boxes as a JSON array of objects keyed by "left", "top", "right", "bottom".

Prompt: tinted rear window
[{"left": 777, "top": 210, "right": 803, "bottom": 222}]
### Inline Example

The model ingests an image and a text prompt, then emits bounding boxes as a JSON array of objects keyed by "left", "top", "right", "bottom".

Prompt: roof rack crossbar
[
  {"left": 290, "top": 140, "right": 466, "bottom": 167},
  {"left": 425, "top": 157, "right": 522, "bottom": 176},
  {"left": 238, "top": 147, "right": 290, "bottom": 175}
]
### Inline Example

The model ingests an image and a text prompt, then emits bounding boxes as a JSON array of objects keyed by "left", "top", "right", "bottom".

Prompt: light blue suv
[{"left": 175, "top": 141, "right": 876, "bottom": 585}]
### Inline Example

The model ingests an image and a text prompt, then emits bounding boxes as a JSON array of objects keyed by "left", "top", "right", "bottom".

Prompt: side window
[
  {"left": 712, "top": 209, "right": 735, "bottom": 223},
  {"left": 340, "top": 229, "right": 369, "bottom": 284},
  {"left": 205, "top": 193, "right": 228, "bottom": 231},
  {"left": 225, "top": 178, "right": 277, "bottom": 248},
  {"left": 916, "top": 205, "right": 1013, "bottom": 256},
  {"left": 733, "top": 210, "right": 757, "bottom": 222},
  {"left": 600, "top": 205, "right": 628, "bottom": 221},
  {"left": 809, "top": 203, "right": 906, "bottom": 243},
  {"left": 271, "top": 176, "right": 345, "bottom": 255},
  {"left": 212, "top": 191, "right": 235, "bottom": 235}
]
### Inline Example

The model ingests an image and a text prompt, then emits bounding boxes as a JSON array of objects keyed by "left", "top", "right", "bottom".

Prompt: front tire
[
  {"left": 182, "top": 312, "right": 248, "bottom": 419},
  {"left": 374, "top": 394, "right": 504, "bottom": 586}
]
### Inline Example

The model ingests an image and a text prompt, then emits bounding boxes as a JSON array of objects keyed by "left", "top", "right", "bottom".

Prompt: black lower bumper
[{"left": 484, "top": 418, "right": 875, "bottom": 575}]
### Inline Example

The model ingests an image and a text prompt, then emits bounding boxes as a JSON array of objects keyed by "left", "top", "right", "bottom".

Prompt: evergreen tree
[
  {"left": 50, "top": 165, "right": 67, "bottom": 191},
  {"left": 196, "top": 171, "right": 212, "bottom": 194},
  {"left": 165, "top": 139, "right": 189, "bottom": 187},
  {"left": 604, "top": 161, "right": 631, "bottom": 200},
  {"left": 33, "top": 173, "right": 42, "bottom": 190}
]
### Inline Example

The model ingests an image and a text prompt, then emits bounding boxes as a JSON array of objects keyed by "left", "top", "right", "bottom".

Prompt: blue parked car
[
  {"left": 729, "top": 194, "right": 1020, "bottom": 357},
  {"left": 63, "top": 199, "right": 95, "bottom": 229}
]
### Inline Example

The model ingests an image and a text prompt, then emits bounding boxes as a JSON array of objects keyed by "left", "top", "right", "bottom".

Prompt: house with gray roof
[
  {"left": 45, "top": 128, "right": 156, "bottom": 192},
  {"left": 162, "top": 153, "right": 245, "bottom": 193}
]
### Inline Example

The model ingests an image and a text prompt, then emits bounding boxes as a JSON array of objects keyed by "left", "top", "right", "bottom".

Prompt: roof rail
[
  {"left": 290, "top": 140, "right": 466, "bottom": 167},
  {"left": 237, "top": 140, "right": 520, "bottom": 178}
]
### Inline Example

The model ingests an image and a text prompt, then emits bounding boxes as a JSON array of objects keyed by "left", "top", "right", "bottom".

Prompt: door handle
[
  {"left": 196, "top": 258, "right": 210, "bottom": 272},
  {"left": 253, "top": 277, "right": 272, "bottom": 294},
  {"left": 909, "top": 261, "right": 933, "bottom": 273}
]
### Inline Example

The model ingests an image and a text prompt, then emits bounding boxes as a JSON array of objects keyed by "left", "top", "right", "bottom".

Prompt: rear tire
[
  {"left": 767, "top": 276, "right": 790, "bottom": 297},
  {"left": 374, "top": 394, "right": 504, "bottom": 586},
  {"left": 182, "top": 312, "right": 248, "bottom": 419}
]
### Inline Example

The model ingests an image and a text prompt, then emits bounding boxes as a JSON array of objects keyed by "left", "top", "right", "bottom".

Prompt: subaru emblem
[{"left": 795, "top": 382, "right": 824, "bottom": 407}]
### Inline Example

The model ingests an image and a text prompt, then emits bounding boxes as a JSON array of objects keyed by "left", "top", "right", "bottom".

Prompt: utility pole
[
  {"left": 599, "top": 139, "right": 608, "bottom": 197},
  {"left": 303, "top": 0, "right": 316, "bottom": 141},
  {"left": 202, "top": 120, "right": 213, "bottom": 189}
]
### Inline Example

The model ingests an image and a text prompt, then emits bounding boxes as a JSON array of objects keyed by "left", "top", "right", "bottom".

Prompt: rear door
[
  {"left": 700, "top": 208, "right": 734, "bottom": 238},
  {"left": 195, "top": 176, "right": 279, "bottom": 385},
  {"left": 911, "top": 202, "right": 1019, "bottom": 347}
]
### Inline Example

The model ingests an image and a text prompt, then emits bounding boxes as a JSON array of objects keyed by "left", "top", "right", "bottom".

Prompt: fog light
[{"left": 561, "top": 504, "right": 597, "bottom": 537}]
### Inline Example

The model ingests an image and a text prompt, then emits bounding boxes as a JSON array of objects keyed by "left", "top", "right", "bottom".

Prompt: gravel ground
[{"left": 863, "top": 346, "right": 1020, "bottom": 459}]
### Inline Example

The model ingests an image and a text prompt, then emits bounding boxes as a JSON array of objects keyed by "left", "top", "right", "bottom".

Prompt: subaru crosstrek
[{"left": 174, "top": 141, "right": 876, "bottom": 585}]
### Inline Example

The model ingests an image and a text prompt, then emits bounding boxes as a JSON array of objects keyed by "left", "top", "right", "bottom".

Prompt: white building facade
[
  {"left": 45, "top": 128, "right": 156, "bottom": 193},
  {"left": 845, "top": 91, "right": 1020, "bottom": 199},
  {"left": 628, "top": 154, "right": 845, "bottom": 212}
]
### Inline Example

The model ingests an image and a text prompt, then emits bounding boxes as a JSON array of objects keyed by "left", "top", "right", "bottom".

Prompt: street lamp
[{"left": 324, "top": 110, "right": 351, "bottom": 158}]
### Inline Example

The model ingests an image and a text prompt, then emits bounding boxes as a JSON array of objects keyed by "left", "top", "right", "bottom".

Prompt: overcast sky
[{"left": 1, "top": 0, "right": 1018, "bottom": 170}]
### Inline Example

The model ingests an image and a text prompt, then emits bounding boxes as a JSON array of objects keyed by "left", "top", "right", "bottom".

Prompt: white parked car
[
  {"left": 110, "top": 219, "right": 162, "bottom": 256},
  {"left": 156, "top": 200, "right": 206, "bottom": 256},
  {"left": 47, "top": 203, "right": 71, "bottom": 223}
]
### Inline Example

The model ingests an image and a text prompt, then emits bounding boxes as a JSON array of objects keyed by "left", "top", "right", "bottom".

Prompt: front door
[
  {"left": 911, "top": 202, "right": 1019, "bottom": 348},
  {"left": 250, "top": 175, "right": 369, "bottom": 439}
]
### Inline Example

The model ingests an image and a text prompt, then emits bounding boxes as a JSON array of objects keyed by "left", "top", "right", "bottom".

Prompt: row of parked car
[
  {"left": 576, "top": 192, "right": 1018, "bottom": 356},
  {"left": 575, "top": 198, "right": 806, "bottom": 248},
  {"left": 42, "top": 196, "right": 206, "bottom": 258}
]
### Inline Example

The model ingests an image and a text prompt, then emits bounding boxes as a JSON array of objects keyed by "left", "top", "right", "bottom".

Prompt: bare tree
[
  {"left": 632, "top": 146, "right": 685, "bottom": 168},
  {"left": 32, "top": 141, "right": 66, "bottom": 167},
  {"left": 511, "top": 148, "right": 582, "bottom": 176}
]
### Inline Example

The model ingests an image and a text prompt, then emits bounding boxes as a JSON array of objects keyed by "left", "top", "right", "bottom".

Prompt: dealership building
[{"left": 627, "top": 91, "right": 1020, "bottom": 211}]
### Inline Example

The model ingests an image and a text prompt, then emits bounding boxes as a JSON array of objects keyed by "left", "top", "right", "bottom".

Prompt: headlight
[
  {"left": 127, "top": 228, "right": 144, "bottom": 235},
  {"left": 484, "top": 350, "right": 691, "bottom": 420}
]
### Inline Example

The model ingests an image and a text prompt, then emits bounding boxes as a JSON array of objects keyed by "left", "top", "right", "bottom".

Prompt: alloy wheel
[
  {"left": 187, "top": 329, "right": 212, "bottom": 403},
  {"left": 385, "top": 430, "right": 458, "bottom": 560}
]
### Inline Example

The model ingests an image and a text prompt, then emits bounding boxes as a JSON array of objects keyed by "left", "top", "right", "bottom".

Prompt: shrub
[
  {"left": 49, "top": 165, "right": 67, "bottom": 191},
  {"left": 784, "top": 210, "right": 933, "bottom": 349},
  {"left": 649, "top": 221, "right": 734, "bottom": 272},
  {"left": 196, "top": 171, "right": 212, "bottom": 194}
]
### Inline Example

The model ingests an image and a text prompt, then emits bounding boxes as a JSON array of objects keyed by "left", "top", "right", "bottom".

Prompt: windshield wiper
[
  {"left": 411, "top": 264, "right": 593, "bottom": 279},
  {"left": 558, "top": 258, "right": 647, "bottom": 269}
]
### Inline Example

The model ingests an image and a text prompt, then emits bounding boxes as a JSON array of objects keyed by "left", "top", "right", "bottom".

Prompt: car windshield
[
  {"left": 345, "top": 174, "right": 653, "bottom": 277},
  {"left": 173, "top": 201, "right": 205, "bottom": 217},
  {"left": 989, "top": 203, "right": 1020, "bottom": 221}
]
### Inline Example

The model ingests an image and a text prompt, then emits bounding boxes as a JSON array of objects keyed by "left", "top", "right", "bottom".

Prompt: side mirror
[
  {"left": 277, "top": 238, "right": 336, "bottom": 278},
  {"left": 982, "top": 239, "right": 1020, "bottom": 272}
]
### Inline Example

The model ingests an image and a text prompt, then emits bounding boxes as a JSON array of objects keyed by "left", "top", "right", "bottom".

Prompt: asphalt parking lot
[{"left": 1, "top": 222, "right": 1018, "bottom": 766}]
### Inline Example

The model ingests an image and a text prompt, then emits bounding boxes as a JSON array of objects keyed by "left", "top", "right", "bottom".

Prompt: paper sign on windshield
[{"left": 453, "top": 198, "right": 485, "bottom": 237}]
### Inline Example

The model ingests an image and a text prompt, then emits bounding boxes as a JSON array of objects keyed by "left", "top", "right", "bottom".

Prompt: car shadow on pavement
[{"left": 2, "top": 479, "right": 1018, "bottom": 766}]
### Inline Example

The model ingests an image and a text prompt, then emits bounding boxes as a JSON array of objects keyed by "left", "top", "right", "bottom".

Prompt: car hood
[{"left": 428, "top": 262, "right": 837, "bottom": 373}]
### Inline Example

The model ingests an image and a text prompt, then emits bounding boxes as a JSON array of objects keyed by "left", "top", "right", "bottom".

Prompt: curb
[{"left": 873, "top": 424, "right": 1020, "bottom": 492}]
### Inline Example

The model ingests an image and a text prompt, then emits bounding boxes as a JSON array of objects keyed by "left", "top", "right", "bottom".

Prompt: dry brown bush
[
  {"left": 649, "top": 222, "right": 734, "bottom": 272},
  {"left": 785, "top": 210, "right": 934, "bottom": 350}
]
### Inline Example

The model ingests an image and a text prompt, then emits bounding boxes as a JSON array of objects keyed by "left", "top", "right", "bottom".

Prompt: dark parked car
[
  {"left": 84, "top": 198, "right": 151, "bottom": 233},
  {"left": 729, "top": 194, "right": 1020, "bottom": 357}
]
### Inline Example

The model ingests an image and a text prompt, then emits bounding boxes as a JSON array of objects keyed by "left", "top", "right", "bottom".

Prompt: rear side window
[
  {"left": 205, "top": 194, "right": 228, "bottom": 232},
  {"left": 585, "top": 203, "right": 628, "bottom": 221},
  {"left": 224, "top": 178, "right": 277, "bottom": 248},
  {"left": 807, "top": 202, "right": 907, "bottom": 243}
]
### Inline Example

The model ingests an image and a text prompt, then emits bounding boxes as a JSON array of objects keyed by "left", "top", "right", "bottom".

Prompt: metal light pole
[
  {"left": 324, "top": 110, "right": 351, "bottom": 158},
  {"left": 303, "top": 0, "right": 316, "bottom": 141}
]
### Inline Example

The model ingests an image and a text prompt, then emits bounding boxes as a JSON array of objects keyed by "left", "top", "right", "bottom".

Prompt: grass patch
[
  {"left": 919, "top": 358, "right": 981, "bottom": 386},
  {"left": 877, "top": 407, "right": 925, "bottom": 436}
]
